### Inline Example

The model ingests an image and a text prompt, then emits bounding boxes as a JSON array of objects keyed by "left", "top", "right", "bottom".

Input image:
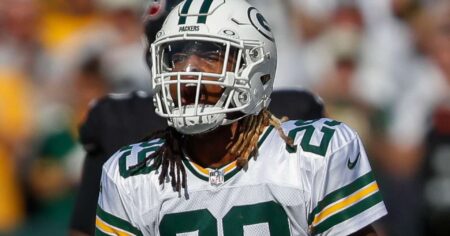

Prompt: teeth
[{"left": 185, "top": 83, "right": 197, "bottom": 87}]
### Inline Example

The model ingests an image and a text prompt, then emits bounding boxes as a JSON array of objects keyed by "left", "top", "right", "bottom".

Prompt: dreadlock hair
[
  {"left": 130, "top": 108, "right": 294, "bottom": 193},
  {"left": 231, "top": 109, "right": 294, "bottom": 167}
]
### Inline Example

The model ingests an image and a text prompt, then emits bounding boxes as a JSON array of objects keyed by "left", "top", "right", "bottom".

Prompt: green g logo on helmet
[{"left": 248, "top": 7, "right": 274, "bottom": 42}]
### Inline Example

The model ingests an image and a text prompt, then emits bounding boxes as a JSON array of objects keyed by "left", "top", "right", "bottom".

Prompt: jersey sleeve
[
  {"left": 308, "top": 133, "right": 387, "bottom": 235},
  {"left": 96, "top": 166, "right": 143, "bottom": 236}
]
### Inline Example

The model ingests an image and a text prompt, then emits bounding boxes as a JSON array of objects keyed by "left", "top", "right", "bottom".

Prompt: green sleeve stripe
[
  {"left": 258, "top": 125, "right": 274, "bottom": 147},
  {"left": 312, "top": 191, "right": 383, "bottom": 234},
  {"left": 178, "top": 0, "right": 193, "bottom": 25},
  {"left": 308, "top": 172, "right": 375, "bottom": 224},
  {"left": 96, "top": 205, "right": 143, "bottom": 236},
  {"left": 197, "top": 0, "right": 214, "bottom": 23}
]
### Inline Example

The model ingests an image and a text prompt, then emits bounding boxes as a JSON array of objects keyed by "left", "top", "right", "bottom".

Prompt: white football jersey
[{"left": 96, "top": 119, "right": 387, "bottom": 236}]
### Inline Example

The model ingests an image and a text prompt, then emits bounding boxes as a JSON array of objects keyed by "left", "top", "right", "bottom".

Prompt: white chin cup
[{"left": 168, "top": 106, "right": 226, "bottom": 135}]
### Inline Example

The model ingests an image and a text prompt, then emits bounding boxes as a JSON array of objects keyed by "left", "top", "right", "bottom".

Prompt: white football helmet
[{"left": 150, "top": 0, "right": 277, "bottom": 135}]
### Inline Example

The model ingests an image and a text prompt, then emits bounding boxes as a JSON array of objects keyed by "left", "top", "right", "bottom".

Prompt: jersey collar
[{"left": 182, "top": 125, "right": 274, "bottom": 183}]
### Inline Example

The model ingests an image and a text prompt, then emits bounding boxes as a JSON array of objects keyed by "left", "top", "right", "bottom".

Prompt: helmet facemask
[{"left": 152, "top": 37, "right": 258, "bottom": 135}]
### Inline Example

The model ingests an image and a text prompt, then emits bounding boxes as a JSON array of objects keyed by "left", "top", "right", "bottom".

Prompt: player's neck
[{"left": 183, "top": 122, "right": 240, "bottom": 169}]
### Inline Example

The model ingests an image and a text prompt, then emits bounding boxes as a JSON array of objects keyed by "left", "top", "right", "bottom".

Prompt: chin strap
[{"left": 221, "top": 113, "right": 248, "bottom": 126}]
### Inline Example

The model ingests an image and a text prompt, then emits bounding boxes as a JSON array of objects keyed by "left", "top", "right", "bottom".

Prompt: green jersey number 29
[{"left": 159, "top": 201, "right": 290, "bottom": 235}]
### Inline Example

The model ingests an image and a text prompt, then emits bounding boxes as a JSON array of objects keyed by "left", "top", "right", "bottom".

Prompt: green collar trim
[{"left": 183, "top": 125, "right": 274, "bottom": 183}]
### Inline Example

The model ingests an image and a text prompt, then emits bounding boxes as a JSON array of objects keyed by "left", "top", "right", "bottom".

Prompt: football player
[
  {"left": 70, "top": 89, "right": 324, "bottom": 235},
  {"left": 70, "top": 1, "right": 324, "bottom": 235},
  {"left": 95, "top": 0, "right": 387, "bottom": 235}
]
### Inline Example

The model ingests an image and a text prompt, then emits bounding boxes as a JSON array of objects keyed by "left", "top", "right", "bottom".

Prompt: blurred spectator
[
  {"left": 354, "top": 0, "right": 417, "bottom": 110},
  {"left": 313, "top": 3, "right": 375, "bottom": 144},
  {"left": 0, "top": 69, "right": 34, "bottom": 233},
  {"left": 386, "top": 0, "right": 449, "bottom": 179},
  {"left": 0, "top": 0, "right": 42, "bottom": 233},
  {"left": 19, "top": 54, "right": 110, "bottom": 235},
  {"left": 0, "top": 0, "right": 49, "bottom": 83},
  {"left": 44, "top": 0, "right": 150, "bottom": 100},
  {"left": 0, "top": 69, "right": 34, "bottom": 162},
  {"left": 287, "top": 0, "right": 335, "bottom": 89},
  {"left": 40, "top": 0, "right": 101, "bottom": 52},
  {"left": 98, "top": 0, "right": 151, "bottom": 93},
  {"left": 23, "top": 10, "right": 150, "bottom": 234},
  {"left": 72, "top": 55, "right": 111, "bottom": 126},
  {"left": 378, "top": 2, "right": 450, "bottom": 236},
  {"left": 248, "top": 0, "right": 308, "bottom": 90}
]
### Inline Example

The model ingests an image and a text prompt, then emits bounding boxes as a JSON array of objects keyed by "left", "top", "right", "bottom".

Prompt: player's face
[{"left": 162, "top": 40, "right": 238, "bottom": 106}]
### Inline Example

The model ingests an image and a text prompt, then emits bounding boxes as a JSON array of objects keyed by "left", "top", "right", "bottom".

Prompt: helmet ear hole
[
  {"left": 232, "top": 89, "right": 250, "bottom": 108},
  {"left": 260, "top": 74, "right": 271, "bottom": 85}
]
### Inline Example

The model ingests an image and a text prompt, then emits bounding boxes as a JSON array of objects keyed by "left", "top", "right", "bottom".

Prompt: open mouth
[
  {"left": 173, "top": 83, "right": 205, "bottom": 106},
  {"left": 171, "top": 83, "right": 223, "bottom": 107}
]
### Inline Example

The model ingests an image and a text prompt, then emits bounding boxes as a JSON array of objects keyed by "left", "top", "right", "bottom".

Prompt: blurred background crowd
[{"left": 0, "top": 0, "right": 448, "bottom": 235}]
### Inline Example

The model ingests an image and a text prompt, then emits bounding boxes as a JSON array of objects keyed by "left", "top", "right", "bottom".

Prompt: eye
[
  {"left": 201, "top": 51, "right": 221, "bottom": 62},
  {"left": 172, "top": 53, "right": 188, "bottom": 64}
]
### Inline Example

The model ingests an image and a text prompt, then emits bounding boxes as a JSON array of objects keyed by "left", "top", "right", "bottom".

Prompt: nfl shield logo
[{"left": 209, "top": 169, "right": 224, "bottom": 186}]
